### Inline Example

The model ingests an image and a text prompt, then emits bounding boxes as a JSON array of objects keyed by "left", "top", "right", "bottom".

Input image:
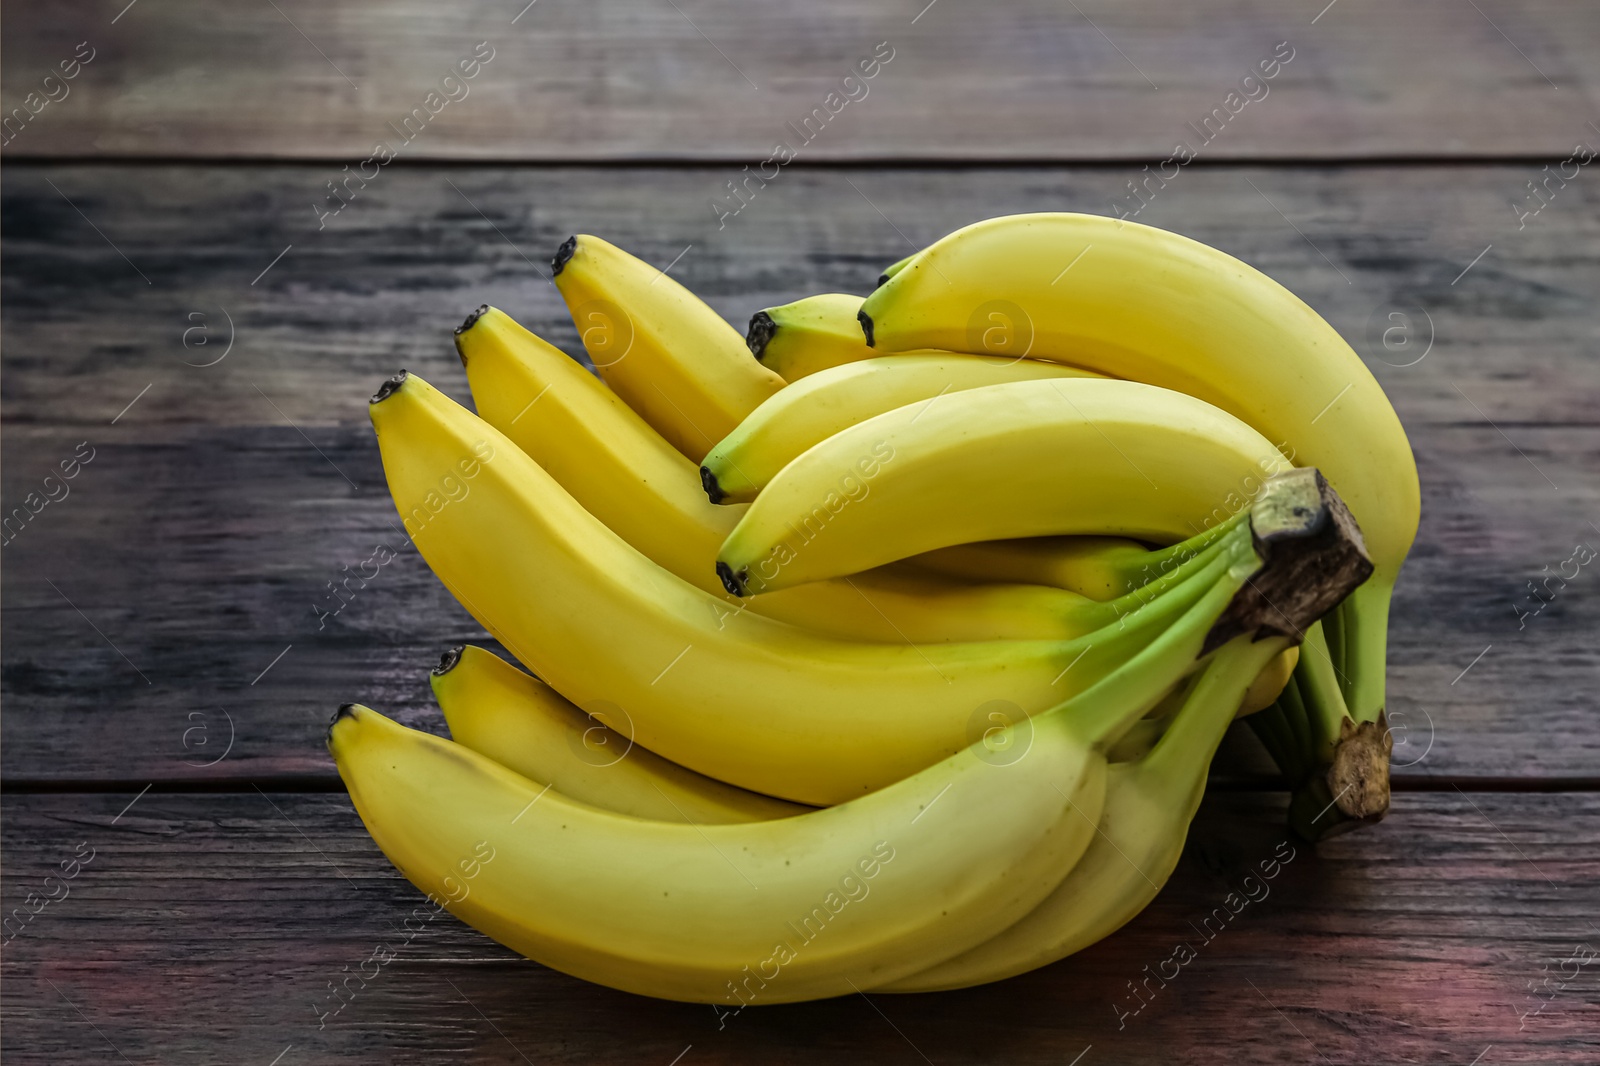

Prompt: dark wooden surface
[
  {"left": 3, "top": 791, "right": 1597, "bottom": 1066},
  {"left": 4, "top": 0, "right": 1599, "bottom": 161},
  {"left": 4, "top": 1, "right": 1600, "bottom": 1062}
]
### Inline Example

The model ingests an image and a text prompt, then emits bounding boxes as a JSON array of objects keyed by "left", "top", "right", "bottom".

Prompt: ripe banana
[
  {"left": 329, "top": 562, "right": 1252, "bottom": 1004},
  {"left": 746, "top": 293, "right": 943, "bottom": 382},
  {"left": 432, "top": 644, "right": 807, "bottom": 824},
  {"left": 876, "top": 252, "right": 917, "bottom": 287},
  {"left": 370, "top": 370, "right": 1242, "bottom": 804},
  {"left": 552, "top": 234, "right": 784, "bottom": 461},
  {"left": 1239, "top": 644, "right": 1299, "bottom": 717},
  {"left": 454, "top": 305, "right": 1166, "bottom": 646},
  {"left": 701, "top": 353, "right": 1101, "bottom": 504},
  {"left": 878, "top": 631, "right": 1291, "bottom": 993},
  {"left": 859, "top": 212, "right": 1419, "bottom": 722},
  {"left": 438, "top": 630, "right": 1291, "bottom": 843},
  {"left": 911, "top": 536, "right": 1167, "bottom": 599},
  {"left": 716, "top": 377, "right": 1289, "bottom": 596}
]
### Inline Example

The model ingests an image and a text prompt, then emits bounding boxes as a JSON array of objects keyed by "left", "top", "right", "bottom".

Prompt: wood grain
[
  {"left": 2, "top": 790, "right": 1596, "bottom": 1065},
  {"left": 1, "top": 1, "right": 1596, "bottom": 161},
  {"left": 3, "top": 163, "right": 1598, "bottom": 785}
]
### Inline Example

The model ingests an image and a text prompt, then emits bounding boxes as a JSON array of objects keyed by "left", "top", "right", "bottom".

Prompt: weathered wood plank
[
  {"left": 2, "top": 791, "right": 1596, "bottom": 1064},
  {"left": 3, "top": 163, "right": 1598, "bottom": 785},
  {"left": 2, "top": 0, "right": 1597, "bottom": 161}
]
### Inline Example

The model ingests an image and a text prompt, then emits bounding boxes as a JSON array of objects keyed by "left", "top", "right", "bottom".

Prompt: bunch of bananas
[{"left": 330, "top": 213, "right": 1415, "bottom": 1003}]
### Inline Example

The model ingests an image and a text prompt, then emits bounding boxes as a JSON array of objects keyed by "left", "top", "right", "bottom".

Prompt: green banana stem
[
  {"left": 1338, "top": 579, "right": 1394, "bottom": 723},
  {"left": 1295, "top": 621, "right": 1350, "bottom": 766},
  {"left": 1142, "top": 635, "right": 1292, "bottom": 799},
  {"left": 1077, "top": 516, "right": 1252, "bottom": 630},
  {"left": 1245, "top": 701, "right": 1303, "bottom": 784},
  {"left": 1267, "top": 624, "right": 1393, "bottom": 840},
  {"left": 1064, "top": 531, "right": 1256, "bottom": 752},
  {"left": 1321, "top": 602, "right": 1347, "bottom": 700},
  {"left": 1053, "top": 529, "right": 1251, "bottom": 698},
  {"left": 1123, "top": 510, "right": 1250, "bottom": 593},
  {"left": 1275, "top": 672, "right": 1314, "bottom": 777}
]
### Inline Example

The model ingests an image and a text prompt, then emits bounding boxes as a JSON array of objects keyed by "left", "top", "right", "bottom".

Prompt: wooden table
[{"left": 4, "top": 2, "right": 1598, "bottom": 1063}]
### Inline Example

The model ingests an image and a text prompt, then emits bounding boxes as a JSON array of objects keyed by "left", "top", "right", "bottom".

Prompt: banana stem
[
  {"left": 1295, "top": 621, "right": 1350, "bottom": 766},
  {"left": 1073, "top": 463, "right": 1372, "bottom": 757},
  {"left": 1268, "top": 622, "right": 1395, "bottom": 840},
  {"left": 1339, "top": 579, "right": 1394, "bottom": 723},
  {"left": 1052, "top": 531, "right": 1250, "bottom": 698},
  {"left": 1245, "top": 701, "right": 1302, "bottom": 783},
  {"left": 1321, "top": 603, "right": 1347, "bottom": 700},
  {"left": 1081, "top": 519, "right": 1253, "bottom": 629},
  {"left": 1125, "top": 510, "right": 1249, "bottom": 591},
  {"left": 1276, "top": 672, "right": 1314, "bottom": 776},
  {"left": 1063, "top": 535, "right": 1256, "bottom": 752},
  {"left": 1141, "top": 636, "right": 1290, "bottom": 793}
]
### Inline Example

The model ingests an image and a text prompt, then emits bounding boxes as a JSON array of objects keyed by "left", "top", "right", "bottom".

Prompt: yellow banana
[
  {"left": 860, "top": 212, "right": 1418, "bottom": 721},
  {"left": 455, "top": 305, "right": 1161, "bottom": 646},
  {"left": 437, "top": 633, "right": 1291, "bottom": 840},
  {"left": 1240, "top": 645, "right": 1298, "bottom": 717},
  {"left": 912, "top": 536, "right": 1162, "bottom": 599},
  {"left": 432, "top": 644, "right": 807, "bottom": 824},
  {"left": 701, "top": 353, "right": 1101, "bottom": 504},
  {"left": 551, "top": 234, "right": 784, "bottom": 461},
  {"left": 876, "top": 252, "right": 917, "bottom": 287},
  {"left": 745, "top": 293, "right": 885, "bottom": 382},
  {"left": 370, "top": 370, "right": 1241, "bottom": 804},
  {"left": 879, "top": 632, "right": 1291, "bottom": 993},
  {"left": 716, "top": 377, "right": 1289, "bottom": 596},
  {"left": 329, "top": 566, "right": 1252, "bottom": 1004}
]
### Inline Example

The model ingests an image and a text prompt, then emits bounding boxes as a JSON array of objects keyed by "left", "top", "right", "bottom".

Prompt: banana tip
[
  {"left": 370, "top": 371, "right": 408, "bottom": 405},
  {"left": 552, "top": 236, "right": 577, "bottom": 276},
  {"left": 453, "top": 306, "right": 489, "bottom": 366},
  {"left": 715, "top": 561, "right": 748, "bottom": 597},
  {"left": 328, "top": 703, "right": 359, "bottom": 746},
  {"left": 433, "top": 645, "right": 465, "bottom": 676},
  {"left": 857, "top": 308, "right": 875, "bottom": 347},
  {"left": 700, "top": 465, "right": 725, "bottom": 504},
  {"left": 746, "top": 311, "right": 777, "bottom": 360},
  {"left": 874, "top": 272, "right": 892, "bottom": 288}
]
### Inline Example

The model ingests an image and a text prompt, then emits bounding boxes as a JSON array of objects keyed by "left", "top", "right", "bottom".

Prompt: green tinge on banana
[
  {"left": 879, "top": 630, "right": 1291, "bottom": 993},
  {"left": 911, "top": 500, "right": 1247, "bottom": 601},
  {"left": 876, "top": 252, "right": 918, "bottom": 288}
]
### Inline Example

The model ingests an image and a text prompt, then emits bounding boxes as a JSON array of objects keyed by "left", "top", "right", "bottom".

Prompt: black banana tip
[
  {"left": 552, "top": 236, "right": 577, "bottom": 276},
  {"left": 432, "top": 645, "right": 465, "bottom": 676},
  {"left": 328, "top": 703, "right": 358, "bottom": 745},
  {"left": 453, "top": 306, "right": 489, "bottom": 365},
  {"left": 716, "top": 561, "right": 748, "bottom": 597},
  {"left": 370, "top": 370, "right": 408, "bottom": 404},
  {"left": 700, "top": 465, "right": 725, "bottom": 504},
  {"left": 875, "top": 273, "right": 892, "bottom": 288},
  {"left": 858, "top": 309, "right": 875, "bottom": 347},
  {"left": 746, "top": 311, "right": 777, "bottom": 360}
]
